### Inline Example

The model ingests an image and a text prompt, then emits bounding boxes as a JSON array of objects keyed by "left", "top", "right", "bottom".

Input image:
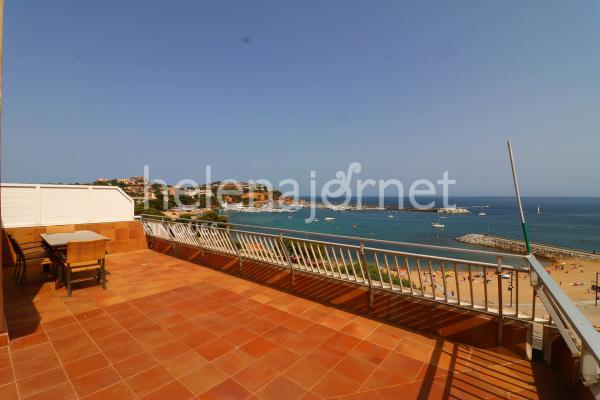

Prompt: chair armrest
[
  {"left": 21, "top": 247, "right": 50, "bottom": 256},
  {"left": 17, "top": 240, "right": 44, "bottom": 246},
  {"left": 23, "top": 251, "right": 50, "bottom": 261},
  {"left": 22, "top": 246, "right": 47, "bottom": 254},
  {"left": 19, "top": 241, "right": 45, "bottom": 249}
]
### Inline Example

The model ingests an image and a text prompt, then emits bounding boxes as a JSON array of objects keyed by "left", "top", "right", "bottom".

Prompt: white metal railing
[
  {"left": 527, "top": 256, "right": 600, "bottom": 386},
  {"left": 140, "top": 214, "right": 600, "bottom": 386},
  {"left": 141, "top": 215, "right": 534, "bottom": 317}
]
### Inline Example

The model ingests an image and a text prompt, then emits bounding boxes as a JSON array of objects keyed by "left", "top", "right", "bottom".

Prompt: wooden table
[
  {"left": 41, "top": 230, "right": 109, "bottom": 248},
  {"left": 41, "top": 230, "right": 110, "bottom": 288}
]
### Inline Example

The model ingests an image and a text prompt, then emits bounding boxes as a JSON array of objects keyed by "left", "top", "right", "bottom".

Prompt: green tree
[
  {"left": 177, "top": 213, "right": 194, "bottom": 222},
  {"left": 135, "top": 202, "right": 164, "bottom": 216},
  {"left": 197, "top": 210, "right": 228, "bottom": 223}
]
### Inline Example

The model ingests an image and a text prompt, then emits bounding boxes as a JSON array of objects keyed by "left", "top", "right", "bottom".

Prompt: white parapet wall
[{"left": 0, "top": 183, "right": 134, "bottom": 228}]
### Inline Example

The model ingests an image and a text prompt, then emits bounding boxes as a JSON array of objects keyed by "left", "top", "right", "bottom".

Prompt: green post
[{"left": 521, "top": 222, "right": 531, "bottom": 254}]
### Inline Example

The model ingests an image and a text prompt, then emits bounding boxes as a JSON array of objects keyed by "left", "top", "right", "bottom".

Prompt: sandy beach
[
  {"left": 391, "top": 258, "right": 600, "bottom": 326},
  {"left": 544, "top": 258, "right": 600, "bottom": 325}
]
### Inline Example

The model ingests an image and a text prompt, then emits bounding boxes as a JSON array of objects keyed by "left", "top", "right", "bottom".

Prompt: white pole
[{"left": 507, "top": 140, "right": 531, "bottom": 254}]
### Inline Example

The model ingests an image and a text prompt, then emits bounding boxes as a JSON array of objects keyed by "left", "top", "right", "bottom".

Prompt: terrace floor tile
[
  {"left": 139, "top": 380, "right": 194, "bottom": 400},
  {"left": 124, "top": 365, "right": 174, "bottom": 397},
  {"left": 256, "top": 375, "right": 307, "bottom": 400},
  {"left": 197, "top": 378, "right": 252, "bottom": 400},
  {"left": 70, "top": 366, "right": 122, "bottom": 397},
  {"left": 0, "top": 249, "right": 569, "bottom": 399},
  {"left": 161, "top": 350, "right": 207, "bottom": 378},
  {"left": 232, "top": 362, "right": 279, "bottom": 393},
  {"left": 179, "top": 364, "right": 227, "bottom": 395}
]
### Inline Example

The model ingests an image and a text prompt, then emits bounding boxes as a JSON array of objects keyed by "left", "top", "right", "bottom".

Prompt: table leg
[
  {"left": 55, "top": 260, "right": 63, "bottom": 290},
  {"left": 48, "top": 247, "right": 64, "bottom": 290}
]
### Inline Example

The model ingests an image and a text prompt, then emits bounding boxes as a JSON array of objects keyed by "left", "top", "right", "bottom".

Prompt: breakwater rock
[{"left": 455, "top": 234, "right": 600, "bottom": 261}]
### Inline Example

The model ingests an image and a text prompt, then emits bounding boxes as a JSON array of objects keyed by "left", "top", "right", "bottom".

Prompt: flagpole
[{"left": 507, "top": 140, "right": 532, "bottom": 254}]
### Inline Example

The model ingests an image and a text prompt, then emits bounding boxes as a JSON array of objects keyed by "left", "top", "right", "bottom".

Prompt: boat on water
[
  {"left": 388, "top": 214, "right": 394, "bottom": 218},
  {"left": 478, "top": 203, "right": 487, "bottom": 216},
  {"left": 324, "top": 217, "right": 335, "bottom": 221},
  {"left": 222, "top": 202, "right": 296, "bottom": 213},
  {"left": 537, "top": 204, "right": 542, "bottom": 215},
  {"left": 431, "top": 218, "right": 445, "bottom": 228}
]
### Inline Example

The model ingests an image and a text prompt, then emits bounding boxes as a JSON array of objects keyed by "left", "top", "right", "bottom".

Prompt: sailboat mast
[{"left": 507, "top": 141, "right": 532, "bottom": 254}]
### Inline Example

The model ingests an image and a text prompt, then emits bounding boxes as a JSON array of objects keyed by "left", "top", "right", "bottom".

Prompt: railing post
[
  {"left": 359, "top": 240, "right": 374, "bottom": 310},
  {"left": 530, "top": 269, "right": 539, "bottom": 321},
  {"left": 140, "top": 216, "right": 152, "bottom": 248},
  {"left": 227, "top": 226, "right": 243, "bottom": 274},
  {"left": 581, "top": 342, "right": 600, "bottom": 386},
  {"left": 165, "top": 220, "right": 176, "bottom": 256},
  {"left": 197, "top": 224, "right": 205, "bottom": 260},
  {"left": 278, "top": 231, "right": 295, "bottom": 288},
  {"left": 497, "top": 256, "right": 503, "bottom": 345}
]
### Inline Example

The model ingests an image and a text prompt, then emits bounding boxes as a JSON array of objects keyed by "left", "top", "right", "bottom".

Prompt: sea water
[{"left": 225, "top": 197, "right": 600, "bottom": 255}]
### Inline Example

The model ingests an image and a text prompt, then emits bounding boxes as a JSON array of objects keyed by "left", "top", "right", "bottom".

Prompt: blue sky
[{"left": 2, "top": 1, "right": 599, "bottom": 195}]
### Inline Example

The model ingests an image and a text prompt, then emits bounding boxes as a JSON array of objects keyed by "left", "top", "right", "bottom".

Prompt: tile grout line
[
  {"left": 354, "top": 335, "right": 414, "bottom": 394},
  {"left": 6, "top": 344, "right": 23, "bottom": 400},
  {"left": 54, "top": 289, "right": 195, "bottom": 399},
  {"left": 246, "top": 314, "right": 359, "bottom": 396},
  {"left": 92, "top": 301, "right": 186, "bottom": 397},
  {"left": 312, "top": 318, "right": 383, "bottom": 395},
  {"left": 70, "top": 308, "right": 142, "bottom": 400},
  {"left": 71, "top": 299, "right": 196, "bottom": 400},
  {"left": 105, "top": 288, "right": 220, "bottom": 398},
  {"left": 34, "top": 307, "right": 82, "bottom": 400},
  {"left": 39, "top": 291, "right": 181, "bottom": 399},
  {"left": 172, "top": 288, "right": 275, "bottom": 397}
]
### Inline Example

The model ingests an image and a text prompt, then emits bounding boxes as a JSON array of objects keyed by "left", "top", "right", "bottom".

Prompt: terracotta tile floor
[{"left": 1, "top": 249, "right": 567, "bottom": 399}]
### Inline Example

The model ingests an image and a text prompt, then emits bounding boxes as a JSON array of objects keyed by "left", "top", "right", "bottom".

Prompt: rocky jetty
[
  {"left": 455, "top": 234, "right": 600, "bottom": 261},
  {"left": 437, "top": 207, "right": 470, "bottom": 214}
]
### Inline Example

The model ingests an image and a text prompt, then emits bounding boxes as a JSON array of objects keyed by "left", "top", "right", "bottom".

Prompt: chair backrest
[
  {"left": 47, "top": 225, "right": 75, "bottom": 234},
  {"left": 9, "top": 232, "right": 39, "bottom": 243},
  {"left": 66, "top": 239, "right": 106, "bottom": 264},
  {"left": 7, "top": 235, "right": 21, "bottom": 264}
]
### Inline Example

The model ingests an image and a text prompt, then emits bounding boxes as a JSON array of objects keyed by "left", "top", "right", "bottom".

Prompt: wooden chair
[
  {"left": 60, "top": 239, "right": 107, "bottom": 296},
  {"left": 8, "top": 235, "right": 52, "bottom": 288},
  {"left": 47, "top": 225, "right": 76, "bottom": 234}
]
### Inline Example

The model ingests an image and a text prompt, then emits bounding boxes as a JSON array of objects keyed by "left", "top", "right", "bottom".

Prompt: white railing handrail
[
  {"left": 364, "top": 245, "right": 529, "bottom": 272},
  {"left": 147, "top": 216, "right": 524, "bottom": 270},
  {"left": 140, "top": 214, "right": 527, "bottom": 260},
  {"left": 527, "top": 255, "right": 600, "bottom": 366}
]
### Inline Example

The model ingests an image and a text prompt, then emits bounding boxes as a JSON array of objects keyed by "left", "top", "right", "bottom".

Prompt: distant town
[
  {"left": 87, "top": 176, "right": 291, "bottom": 220},
  {"left": 79, "top": 176, "right": 471, "bottom": 221}
]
